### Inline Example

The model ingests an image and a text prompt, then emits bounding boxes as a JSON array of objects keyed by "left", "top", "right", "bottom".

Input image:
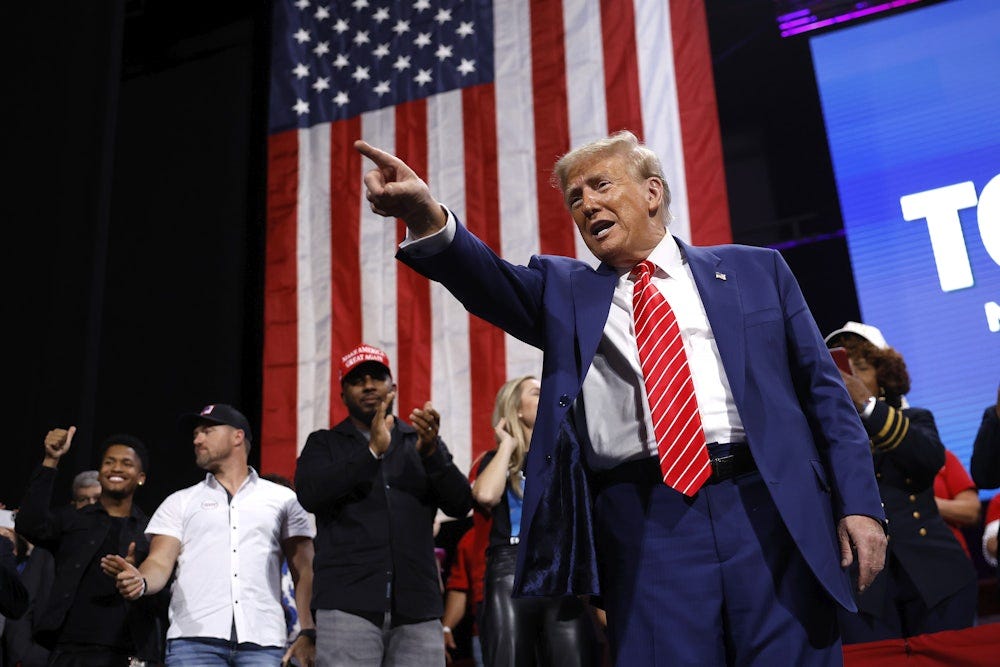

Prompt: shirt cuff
[
  {"left": 398, "top": 206, "right": 456, "bottom": 257},
  {"left": 860, "top": 396, "right": 877, "bottom": 418},
  {"left": 983, "top": 519, "right": 999, "bottom": 568}
]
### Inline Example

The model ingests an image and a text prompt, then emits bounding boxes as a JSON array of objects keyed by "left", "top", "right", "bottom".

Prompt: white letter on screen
[
  {"left": 900, "top": 181, "right": 978, "bottom": 292},
  {"left": 977, "top": 174, "right": 1000, "bottom": 268},
  {"left": 985, "top": 302, "right": 1000, "bottom": 333}
]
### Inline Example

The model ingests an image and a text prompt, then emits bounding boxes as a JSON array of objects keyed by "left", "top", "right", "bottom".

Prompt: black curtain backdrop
[{"left": 3, "top": 0, "right": 859, "bottom": 512}]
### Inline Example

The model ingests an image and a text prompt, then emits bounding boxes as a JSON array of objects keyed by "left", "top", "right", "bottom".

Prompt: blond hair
[
  {"left": 551, "top": 130, "right": 670, "bottom": 210},
  {"left": 491, "top": 375, "right": 536, "bottom": 498}
]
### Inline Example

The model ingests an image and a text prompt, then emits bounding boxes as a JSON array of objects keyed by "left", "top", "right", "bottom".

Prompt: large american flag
[{"left": 263, "top": 0, "right": 731, "bottom": 480}]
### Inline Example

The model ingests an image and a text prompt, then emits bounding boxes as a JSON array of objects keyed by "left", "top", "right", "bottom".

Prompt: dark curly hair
[{"left": 831, "top": 334, "right": 911, "bottom": 408}]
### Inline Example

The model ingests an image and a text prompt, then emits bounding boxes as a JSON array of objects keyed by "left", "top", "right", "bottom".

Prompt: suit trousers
[{"left": 593, "top": 458, "right": 841, "bottom": 666}]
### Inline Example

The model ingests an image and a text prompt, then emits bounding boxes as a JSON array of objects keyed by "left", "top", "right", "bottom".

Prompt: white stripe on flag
[
  {"left": 297, "top": 123, "right": 332, "bottom": 443},
  {"left": 636, "top": 0, "right": 691, "bottom": 243},
  {"left": 360, "top": 108, "right": 399, "bottom": 377},
  {"left": 494, "top": 0, "right": 544, "bottom": 382},
  {"left": 428, "top": 90, "right": 473, "bottom": 477},
  {"left": 563, "top": 0, "right": 606, "bottom": 269}
]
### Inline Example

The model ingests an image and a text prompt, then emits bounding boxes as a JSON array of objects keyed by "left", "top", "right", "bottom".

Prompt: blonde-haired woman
[{"left": 473, "top": 376, "right": 598, "bottom": 667}]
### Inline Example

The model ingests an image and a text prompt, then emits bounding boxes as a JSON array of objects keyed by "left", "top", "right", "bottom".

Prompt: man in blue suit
[{"left": 355, "top": 132, "right": 886, "bottom": 665}]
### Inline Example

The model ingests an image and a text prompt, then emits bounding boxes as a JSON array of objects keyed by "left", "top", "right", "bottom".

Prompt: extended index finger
[{"left": 354, "top": 140, "right": 400, "bottom": 169}]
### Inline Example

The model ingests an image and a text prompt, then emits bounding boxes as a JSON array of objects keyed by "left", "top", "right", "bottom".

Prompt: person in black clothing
[
  {"left": 970, "top": 384, "right": 1000, "bottom": 490},
  {"left": 1, "top": 525, "right": 53, "bottom": 667},
  {"left": 0, "top": 529, "right": 28, "bottom": 621},
  {"left": 826, "top": 327, "right": 977, "bottom": 642},
  {"left": 295, "top": 343, "right": 473, "bottom": 666},
  {"left": 15, "top": 427, "right": 164, "bottom": 666},
  {"left": 474, "top": 376, "right": 599, "bottom": 667}
]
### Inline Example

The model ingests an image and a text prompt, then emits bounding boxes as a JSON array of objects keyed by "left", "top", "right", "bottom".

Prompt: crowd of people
[{"left": 2, "top": 131, "right": 998, "bottom": 666}]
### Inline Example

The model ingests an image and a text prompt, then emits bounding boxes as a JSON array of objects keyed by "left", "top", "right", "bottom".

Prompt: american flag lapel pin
[{"left": 715, "top": 271, "right": 727, "bottom": 281}]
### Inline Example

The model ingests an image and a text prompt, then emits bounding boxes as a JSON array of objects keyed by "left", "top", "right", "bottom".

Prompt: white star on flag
[{"left": 435, "top": 44, "right": 453, "bottom": 61}]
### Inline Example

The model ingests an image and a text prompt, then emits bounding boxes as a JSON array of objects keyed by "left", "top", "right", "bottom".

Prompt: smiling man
[
  {"left": 16, "top": 427, "right": 163, "bottom": 666},
  {"left": 355, "top": 131, "right": 889, "bottom": 666}
]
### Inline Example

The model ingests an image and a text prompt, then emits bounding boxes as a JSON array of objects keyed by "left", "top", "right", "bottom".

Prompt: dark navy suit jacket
[{"left": 400, "top": 220, "right": 884, "bottom": 611}]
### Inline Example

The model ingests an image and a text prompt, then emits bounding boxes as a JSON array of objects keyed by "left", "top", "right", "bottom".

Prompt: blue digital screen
[{"left": 811, "top": 0, "right": 1000, "bottom": 488}]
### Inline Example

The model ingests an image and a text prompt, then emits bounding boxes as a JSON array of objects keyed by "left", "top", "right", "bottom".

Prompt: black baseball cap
[{"left": 179, "top": 404, "right": 253, "bottom": 443}]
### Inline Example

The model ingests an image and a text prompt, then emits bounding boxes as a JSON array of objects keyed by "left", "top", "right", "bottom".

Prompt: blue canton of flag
[{"left": 270, "top": 0, "right": 494, "bottom": 133}]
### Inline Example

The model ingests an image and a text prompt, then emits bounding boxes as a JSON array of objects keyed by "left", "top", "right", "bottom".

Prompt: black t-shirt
[
  {"left": 58, "top": 516, "right": 131, "bottom": 650},
  {"left": 478, "top": 450, "right": 525, "bottom": 550}
]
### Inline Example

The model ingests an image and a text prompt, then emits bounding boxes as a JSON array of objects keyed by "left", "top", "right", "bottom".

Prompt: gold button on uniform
[
  {"left": 905, "top": 478, "right": 912, "bottom": 485},
  {"left": 919, "top": 528, "right": 927, "bottom": 536},
  {"left": 909, "top": 495, "right": 916, "bottom": 502},
  {"left": 912, "top": 511, "right": 920, "bottom": 519}
]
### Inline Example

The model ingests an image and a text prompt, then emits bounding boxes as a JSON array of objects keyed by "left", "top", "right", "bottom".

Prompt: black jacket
[
  {"left": 2, "top": 546, "right": 54, "bottom": 667},
  {"left": 296, "top": 418, "right": 472, "bottom": 619},
  {"left": 14, "top": 466, "right": 165, "bottom": 661},
  {"left": 970, "top": 405, "right": 1000, "bottom": 489},
  {"left": 0, "top": 538, "right": 28, "bottom": 620},
  {"left": 858, "top": 404, "right": 976, "bottom": 615}
]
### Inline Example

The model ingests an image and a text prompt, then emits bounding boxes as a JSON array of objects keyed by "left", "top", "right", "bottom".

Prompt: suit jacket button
[
  {"left": 905, "top": 478, "right": 912, "bottom": 485},
  {"left": 545, "top": 455, "right": 552, "bottom": 463},
  {"left": 919, "top": 528, "right": 927, "bottom": 536},
  {"left": 558, "top": 394, "right": 570, "bottom": 407},
  {"left": 909, "top": 495, "right": 916, "bottom": 502}
]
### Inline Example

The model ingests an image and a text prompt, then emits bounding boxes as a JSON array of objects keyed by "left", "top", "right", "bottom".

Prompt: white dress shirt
[
  {"left": 145, "top": 468, "right": 315, "bottom": 647},
  {"left": 579, "top": 232, "right": 745, "bottom": 470},
  {"left": 402, "top": 214, "right": 745, "bottom": 470}
]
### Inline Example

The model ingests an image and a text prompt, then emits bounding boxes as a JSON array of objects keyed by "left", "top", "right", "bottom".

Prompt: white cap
[{"left": 824, "top": 321, "right": 889, "bottom": 349}]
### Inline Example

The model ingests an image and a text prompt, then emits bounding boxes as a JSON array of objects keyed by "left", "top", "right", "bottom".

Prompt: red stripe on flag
[
  {"left": 262, "top": 129, "right": 300, "bottom": 480},
  {"left": 671, "top": 0, "right": 731, "bottom": 245},
  {"left": 394, "top": 100, "right": 433, "bottom": 417},
  {"left": 600, "top": 0, "right": 644, "bottom": 138},
  {"left": 329, "top": 117, "right": 363, "bottom": 425},
  {"left": 462, "top": 83, "right": 508, "bottom": 463},
  {"left": 529, "top": 0, "right": 575, "bottom": 257}
]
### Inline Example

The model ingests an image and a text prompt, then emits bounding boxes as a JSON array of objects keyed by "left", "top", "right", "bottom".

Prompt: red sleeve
[
  {"left": 446, "top": 530, "right": 473, "bottom": 591},
  {"left": 987, "top": 494, "right": 1000, "bottom": 524},
  {"left": 934, "top": 450, "right": 976, "bottom": 499}
]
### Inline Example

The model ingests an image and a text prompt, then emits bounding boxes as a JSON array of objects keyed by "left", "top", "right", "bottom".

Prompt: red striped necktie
[{"left": 631, "top": 260, "right": 710, "bottom": 496}]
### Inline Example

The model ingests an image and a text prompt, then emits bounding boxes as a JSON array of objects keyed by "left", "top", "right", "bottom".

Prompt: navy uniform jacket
[
  {"left": 400, "top": 220, "right": 884, "bottom": 611},
  {"left": 858, "top": 403, "right": 976, "bottom": 615}
]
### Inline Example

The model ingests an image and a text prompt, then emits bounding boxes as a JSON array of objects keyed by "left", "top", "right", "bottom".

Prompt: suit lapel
[
  {"left": 679, "top": 240, "right": 746, "bottom": 406},
  {"left": 570, "top": 263, "right": 617, "bottom": 385}
]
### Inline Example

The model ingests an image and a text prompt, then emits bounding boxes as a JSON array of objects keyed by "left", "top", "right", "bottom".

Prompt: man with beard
[
  {"left": 295, "top": 344, "right": 473, "bottom": 666},
  {"left": 16, "top": 427, "right": 163, "bottom": 666},
  {"left": 103, "top": 404, "right": 317, "bottom": 667}
]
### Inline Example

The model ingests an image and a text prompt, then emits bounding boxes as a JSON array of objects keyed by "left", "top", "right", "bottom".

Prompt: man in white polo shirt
[{"left": 103, "top": 404, "right": 316, "bottom": 666}]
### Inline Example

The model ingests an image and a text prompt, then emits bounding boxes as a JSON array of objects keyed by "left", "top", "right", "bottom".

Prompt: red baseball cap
[{"left": 339, "top": 344, "right": 392, "bottom": 381}]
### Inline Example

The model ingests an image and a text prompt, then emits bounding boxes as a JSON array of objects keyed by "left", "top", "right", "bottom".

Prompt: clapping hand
[{"left": 411, "top": 402, "right": 440, "bottom": 455}]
